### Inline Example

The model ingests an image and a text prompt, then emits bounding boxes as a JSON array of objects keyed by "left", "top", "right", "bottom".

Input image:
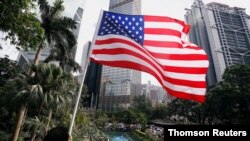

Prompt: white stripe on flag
[
  {"left": 157, "top": 59, "right": 209, "bottom": 67},
  {"left": 144, "top": 46, "right": 206, "bottom": 54},
  {"left": 145, "top": 22, "right": 183, "bottom": 31},
  {"left": 144, "top": 34, "right": 181, "bottom": 43}
]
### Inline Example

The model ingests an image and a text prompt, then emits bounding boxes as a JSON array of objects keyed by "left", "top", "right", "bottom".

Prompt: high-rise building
[
  {"left": 185, "top": 0, "right": 250, "bottom": 87},
  {"left": 141, "top": 81, "right": 169, "bottom": 106},
  {"left": 109, "top": 0, "right": 141, "bottom": 14},
  {"left": 80, "top": 41, "right": 102, "bottom": 109},
  {"left": 98, "top": 0, "right": 141, "bottom": 112}
]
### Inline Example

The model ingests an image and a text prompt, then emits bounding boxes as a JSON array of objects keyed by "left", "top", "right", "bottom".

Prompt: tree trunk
[
  {"left": 45, "top": 109, "right": 53, "bottom": 133},
  {"left": 34, "top": 45, "right": 43, "bottom": 65},
  {"left": 11, "top": 105, "right": 26, "bottom": 141},
  {"left": 38, "top": 98, "right": 45, "bottom": 116},
  {"left": 29, "top": 45, "right": 43, "bottom": 76}
]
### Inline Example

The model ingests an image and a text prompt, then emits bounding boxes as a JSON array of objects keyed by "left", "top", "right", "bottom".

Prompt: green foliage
[
  {"left": 0, "top": 58, "right": 26, "bottom": 139},
  {"left": 0, "top": 130, "right": 10, "bottom": 141},
  {"left": 31, "top": 63, "right": 77, "bottom": 109},
  {"left": 94, "top": 110, "right": 109, "bottom": 128},
  {"left": 132, "top": 95, "right": 153, "bottom": 119},
  {"left": 166, "top": 64, "right": 250, "bottom": 125},
  {"left": 151, "top": 105, "right": 168, "bottom": 120},
  {"left": 0, "top": 0, "right": 80, "bottom": 139},
  {"left": 0, "top": 57, "right": 22, "bottom": 87},
  {"left": 23, "top": 116, "right": 47, "bottom": 138},
  {"left": 167, "top": 99, "right": 203, "bottom": 124},
  {"left": 72, "top": 110, "right": 108, "bottom": 141},
  {"left": 119, "top": 109, "right": 137, "bottom": 124},
  {"left": 206, "top": 64, "right": 250, "bottom": 124},
  {"left": 0, "top": 58, "right": 24, "bottom": 126},
  {"left": 0, "top": 0, "right": 44, "bottom": 49},
  {"left": 80, "top": 85, "right": 90, "bottom": 108}
]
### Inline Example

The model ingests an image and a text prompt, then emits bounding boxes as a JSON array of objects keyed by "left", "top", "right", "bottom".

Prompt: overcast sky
[
  {"left": 56, "top": 0, "right": 250, "bottom": 86},
  {"left": 61, "top": 0, "right": 250, "bottom": 20}
]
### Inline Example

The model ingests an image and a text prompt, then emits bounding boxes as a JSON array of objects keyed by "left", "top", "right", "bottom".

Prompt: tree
[
  {"left": 11, "top": 71, "right": 43, "bottom": 141},
  {"left": 132, "top": 95, "right": 152, "bottom": 118},
  {"left": 94, "top": 110, "right": 109, "bottom": 129},
  {"left": 206, "top": 64, "right": 250, "bottom": 124},
  {"left": 0, "top": 0, "right": 44, "bottom": 49},
  {"left": 0, "top": 58, "right": 23, "bottom": 138},
  {"left": 167, "top": 98, "right": 209, "bottom": 124},
  {"left": 0, "top": 57, "right": 22, "bottom": 87},
  {"left": 151, "top": 104, "right": 168, "bottom": 120},
  {"left": 12, "top": 0, "right": 77, "bottom": 139},
  {"left": 30, "top": 63, "right": 77, "bottom": 133},
  {"left": 33, "top": 0, "right": 77, "bottom": 65}
]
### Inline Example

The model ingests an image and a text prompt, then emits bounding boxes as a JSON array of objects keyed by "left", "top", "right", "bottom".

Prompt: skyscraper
[
  {"left": 185, "top": 0, "right": 250, "bottom": 87},
  {"left": 98, "top": 0, "right": 141, "bottom": 112}
]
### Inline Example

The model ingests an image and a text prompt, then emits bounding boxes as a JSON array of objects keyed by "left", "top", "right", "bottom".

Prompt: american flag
[{"left": 90, "top": 11, "right": 209, "bottom": 102}]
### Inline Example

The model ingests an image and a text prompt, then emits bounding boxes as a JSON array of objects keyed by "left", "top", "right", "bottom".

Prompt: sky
[{"left": 1, "top": 0, "right": 250, "bottom": 85}]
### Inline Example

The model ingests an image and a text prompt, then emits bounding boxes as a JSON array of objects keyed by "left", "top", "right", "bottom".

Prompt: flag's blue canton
[{"left": 98, "top": 11, "right": 144, "bottom": 45}]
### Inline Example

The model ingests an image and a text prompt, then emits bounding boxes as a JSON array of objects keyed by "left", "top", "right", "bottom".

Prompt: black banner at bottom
[{"left": 163, "top": 125, "right": 249, "bottom": 140}]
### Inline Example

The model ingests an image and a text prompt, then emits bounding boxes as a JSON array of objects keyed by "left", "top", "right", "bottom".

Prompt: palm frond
[
  {"left": 51, "top": 0, "right": 65, "bottom": 18},
  {"left": 24, "top": 116, "right": 47, "bottom": 136},
  {"left": 38, "top": 0, "right": 50, "bottom": 16},
  {"left": 61, "top": 17, "right": 77, "bottom": 29},
  {"left": 66, "top": 59, "right": 81, "bottom": 72},
  {"left": 60, "top": 28, "right": 76, "bottom": 48}
]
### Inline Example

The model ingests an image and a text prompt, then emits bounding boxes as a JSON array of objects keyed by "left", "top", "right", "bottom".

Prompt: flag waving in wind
[{"left": 90, "top": 11, "right": 209, "bottom": 103}]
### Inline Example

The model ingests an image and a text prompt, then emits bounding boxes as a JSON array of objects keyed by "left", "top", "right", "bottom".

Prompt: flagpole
[{"left": 68, "top": 10, "right": 104, "bottom": 136}]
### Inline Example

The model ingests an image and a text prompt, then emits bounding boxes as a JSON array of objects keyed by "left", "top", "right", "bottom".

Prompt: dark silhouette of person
[{"left": 43, "top": 126, "right": 71, "bottom": 141}]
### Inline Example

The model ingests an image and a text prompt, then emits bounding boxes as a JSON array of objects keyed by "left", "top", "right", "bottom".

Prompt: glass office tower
[{"left": 185, "top": 0, "right": 250, "bottom": 87}]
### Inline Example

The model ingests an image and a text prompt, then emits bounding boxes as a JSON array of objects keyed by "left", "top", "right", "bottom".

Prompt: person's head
[{"left": 44, "top": 126, "right": 71, "bottom": 141}]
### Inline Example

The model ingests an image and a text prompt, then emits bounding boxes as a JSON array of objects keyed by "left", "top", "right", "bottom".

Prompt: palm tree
[
  {"left": 31, "top": 63, "right": 77, "bottom": 133},
  {"left": 11, "top": 73, "right": 43, "bottom": 141},
  {"left": 12, "top": 0, "right": 77, "bottom": 140},
  {"left": 34, "top": 0, "right": 77, "bottom": 65}
]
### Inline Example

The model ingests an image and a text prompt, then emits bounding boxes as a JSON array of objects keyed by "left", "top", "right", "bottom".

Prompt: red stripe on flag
[{"left": 144, "top": 40, "right": 182, "bottom": 48}]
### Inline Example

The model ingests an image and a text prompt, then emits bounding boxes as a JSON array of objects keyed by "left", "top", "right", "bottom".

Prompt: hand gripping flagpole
[{"left": 68, "top": 10, "right": 103, "bottom": 136}]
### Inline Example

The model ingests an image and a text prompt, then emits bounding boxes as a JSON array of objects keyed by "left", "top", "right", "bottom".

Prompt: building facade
[
  {"left": 98, "top": 0, "right": 141, "bottom": 112},
  {"left": 141, "top": 81, "right": 171, "bottom": 106},
  {"left": 185, "top": 0, "right": 250, "bottom": 87}
]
